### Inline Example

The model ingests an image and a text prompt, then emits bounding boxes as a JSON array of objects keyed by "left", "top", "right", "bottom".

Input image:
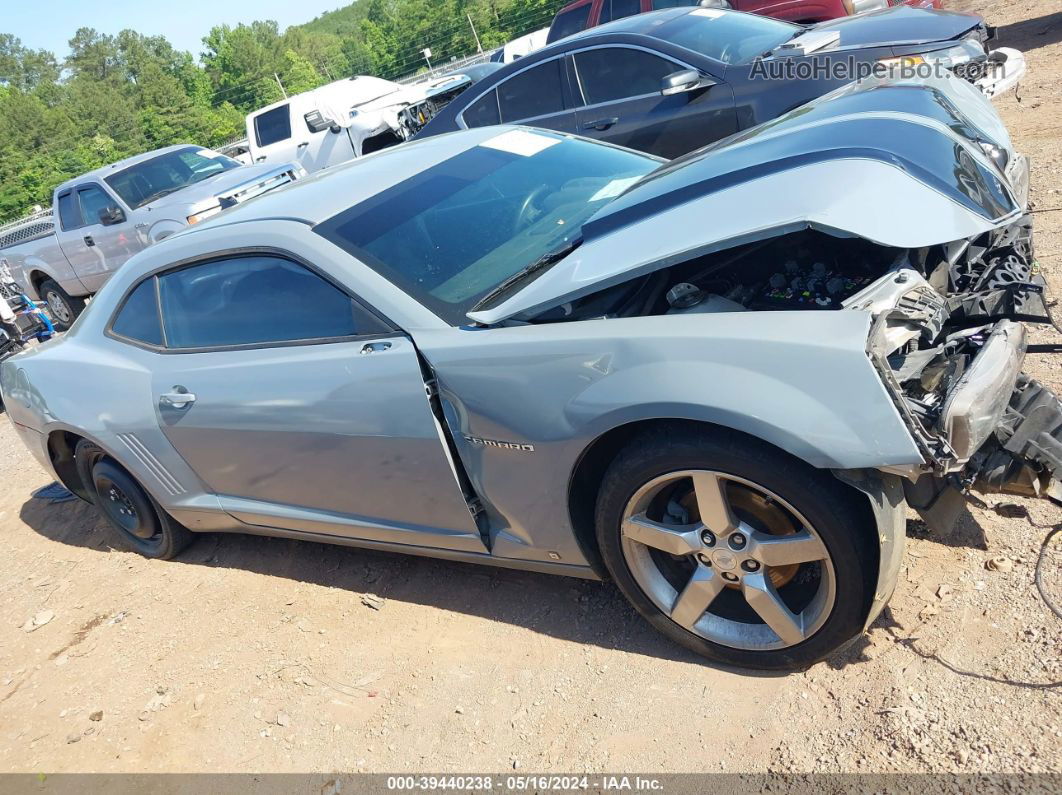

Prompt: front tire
[
  {"left": 38, "top": 279, "right": 85, "bottom": 331},
  {"left": 595, "top": 426, "right": 875, "bottom": 671}
]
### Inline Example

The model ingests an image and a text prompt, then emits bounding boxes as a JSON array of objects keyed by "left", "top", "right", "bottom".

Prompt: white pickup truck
[
  {"left": 245, "top": 74, "right": 472, "bottom": 173},
  {"left": 0, "top": 145, "right": 301, "bottom": 328}
]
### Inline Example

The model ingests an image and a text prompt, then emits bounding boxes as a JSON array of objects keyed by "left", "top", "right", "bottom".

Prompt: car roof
[
  {"left": 54, "top": 144, "right": 200, "bottom": 192},
  {"left": 178, "top": 126, "right": 524, "bottom": 234}
]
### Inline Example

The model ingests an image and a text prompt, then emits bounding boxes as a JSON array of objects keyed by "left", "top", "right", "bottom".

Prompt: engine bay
[{"left": 528, "top": 220, "right": 1061, "bottom": 503}]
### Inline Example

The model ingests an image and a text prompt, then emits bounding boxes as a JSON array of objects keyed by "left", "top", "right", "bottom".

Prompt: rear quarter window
[
  {"left": 462, "top": 90, "right": 501, "bottom": 128},
  {"left": 111, "top": 278, "right": 162, "bottom": 347}
]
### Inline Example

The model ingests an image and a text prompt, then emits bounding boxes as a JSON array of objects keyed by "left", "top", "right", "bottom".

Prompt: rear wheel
[
  {"left": 37, "top": 279, "right": 84, "bottom": 331},
  {"left": 595, "top": 427, "right": 875, "bottom": 670},
  {"left": 76, "top": 441, "right": 193, "bottom": 559}
]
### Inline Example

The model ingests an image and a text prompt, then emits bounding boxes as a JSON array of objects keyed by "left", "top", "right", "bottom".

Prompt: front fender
[{"left": 416, "top": 310, "right": 922, "bottom": 564}]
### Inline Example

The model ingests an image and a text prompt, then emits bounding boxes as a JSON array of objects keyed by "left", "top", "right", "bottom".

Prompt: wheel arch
[{"left": 566, "top": 417, "right": 882, "bottom": 585}]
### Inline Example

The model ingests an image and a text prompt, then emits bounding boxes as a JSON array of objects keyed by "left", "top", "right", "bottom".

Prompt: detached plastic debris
[{"left": 31, "top": 482, "right": 77, "bottom": 503}]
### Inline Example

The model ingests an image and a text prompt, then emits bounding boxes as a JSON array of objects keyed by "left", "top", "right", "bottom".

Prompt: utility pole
[
  {"left": 467, "top": 13, "right": 483, "bottom": 53},
  {"left": 273, "top": 72, "right": 287, "bottom": 98}
]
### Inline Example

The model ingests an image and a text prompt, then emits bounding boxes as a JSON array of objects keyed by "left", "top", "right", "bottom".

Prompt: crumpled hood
[
  {"left": 799, "top": 6, "right": 983, "bottom": 52},
  {"left": 467, "top": 71, "right": 1023, "bottom": 325}
]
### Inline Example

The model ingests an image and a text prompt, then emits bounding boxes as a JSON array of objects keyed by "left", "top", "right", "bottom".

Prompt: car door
[
  {"left": 123, "top": 252, "right": 483, "bottom": 551},
  {"left": 72, "top": 183, "right": 139, "bottom": 291},
  {"left": 461, "top": 55, "right": 579, "bottom": 134},
  {"left": 249, "top": 103, "right": 299, "bottom": 165},
  {"left": 52, "top": 184, "right": 111, "bottom": 294},
  {"left": 570, "top": 45, "right": 737, "bottom": 159}
]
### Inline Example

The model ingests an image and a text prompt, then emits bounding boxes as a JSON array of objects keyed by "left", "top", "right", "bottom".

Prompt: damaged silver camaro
[{"left": 2, "top": 70, "right": 1059, "bottom": 671}]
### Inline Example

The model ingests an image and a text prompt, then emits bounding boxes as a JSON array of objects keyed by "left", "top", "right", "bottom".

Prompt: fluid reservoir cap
[{"left": 666, "top": 282, "right": 706, "bottom": 309}]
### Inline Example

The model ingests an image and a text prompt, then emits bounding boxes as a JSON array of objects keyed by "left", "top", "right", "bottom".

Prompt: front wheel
[
  {"left": 38, "top": 279, "right": 85, "bottom": 331},
  {"left": 595, "top": 427, "right": 876, "bottom": 670}
]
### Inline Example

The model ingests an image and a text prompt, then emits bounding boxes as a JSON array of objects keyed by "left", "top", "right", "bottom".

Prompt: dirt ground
[{"left": 0, "top": 0, "right": 1060, "bottom": 776}]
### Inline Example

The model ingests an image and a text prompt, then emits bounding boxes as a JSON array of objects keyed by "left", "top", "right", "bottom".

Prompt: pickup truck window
[
  {"left": 547, "top": 3, "right": 593, "bottom": 44},
  {"left": 105, "top": 147, "right": 240, "bottom": 210},
  {"left": 111, "top": 277, "right": 163, "bottom": 346},
  {"left": 254, "top": 105, "right": 292, "bottom": 148},
  {"left": 158, "top": 256, "right": 358, "bottom": 350},
  {"left": 600, "top": 0, "right": 640, "bottom": 24},
  {"left": 56, "top": 191, "right": 81, "bottom": 231},
  {"left": 77, "top": 185, "right": 114, "bottom": 227}
]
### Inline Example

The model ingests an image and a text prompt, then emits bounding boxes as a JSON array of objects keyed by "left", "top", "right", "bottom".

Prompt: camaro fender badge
[{"left": 463, "top": 435, "right": 535, "bottom": 452}]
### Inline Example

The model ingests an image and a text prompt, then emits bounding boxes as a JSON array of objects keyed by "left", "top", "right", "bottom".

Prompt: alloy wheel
[
  {"left": 620, "top": 470, "right": 836, "bottom": 651},
  {"left": 45, "top": 291, "right": 71, "bottom": 324}
]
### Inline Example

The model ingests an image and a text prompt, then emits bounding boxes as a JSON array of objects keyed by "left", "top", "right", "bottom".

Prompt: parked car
[
  {"left": 4, "top": 71, "right": 1057, "bottom": 670},
  {"left": 489, "top": 27, "right": 551, "bottom": 62},
  {"left": 419, "top": 6, "right": 1024, "bottom": 160},
  {"left": 546, "top": 0, "right": 944, "bottom": 42},
  {"left": 0, "top": 146, "right": 301, "bottom": 329},
  {"left": 245, "top": 74, "right": 472, "bottom": 174},
  {"left": 442, "top": 62, "right": 505, "bottom": 84}
]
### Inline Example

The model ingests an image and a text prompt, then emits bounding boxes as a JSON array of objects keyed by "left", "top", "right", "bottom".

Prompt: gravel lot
[{"left": 0, "top": 0, "right": 1059, "bottom": 775}]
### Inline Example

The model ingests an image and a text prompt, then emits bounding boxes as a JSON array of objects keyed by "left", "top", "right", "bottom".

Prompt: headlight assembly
[{"left": 186, "top": 205, "right": 222, "bottom": 225}]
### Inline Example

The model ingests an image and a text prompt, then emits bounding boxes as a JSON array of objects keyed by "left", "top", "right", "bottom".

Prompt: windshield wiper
[{"left": 471, "top": 237, "right": 584, "bottom": 314}]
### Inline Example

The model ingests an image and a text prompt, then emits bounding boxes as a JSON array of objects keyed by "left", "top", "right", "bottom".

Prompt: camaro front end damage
[{"left": 865, "top": 216, "right": 1062, "bottom": 526}]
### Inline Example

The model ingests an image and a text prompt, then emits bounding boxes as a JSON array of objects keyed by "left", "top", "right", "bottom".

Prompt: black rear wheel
[{"left": 79, "top": 449, "right": 193, "bottom": 560}]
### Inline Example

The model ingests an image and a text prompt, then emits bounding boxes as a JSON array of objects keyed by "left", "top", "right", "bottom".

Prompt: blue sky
[{"left": 5, "top": 0, "right": 352, "bottom": 60}]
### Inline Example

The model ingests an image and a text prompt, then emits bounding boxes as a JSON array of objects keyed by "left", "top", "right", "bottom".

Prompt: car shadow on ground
[
  {"left": 16, "top": 490, "right": 994, "bottom": 674},
  {"left": 994, "top": 11, "right": 1062, "bottom": 53},
  {"left": 18, "top": 493, "right": 784, "bottom": 673}
]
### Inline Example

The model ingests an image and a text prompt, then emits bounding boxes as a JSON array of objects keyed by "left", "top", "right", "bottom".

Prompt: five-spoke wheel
[
  {"left": 620, "top": 470, "right": 835, "bottom": 650},
  {"left": 596, "top": 426, "right": 874, "bottom": 670}
]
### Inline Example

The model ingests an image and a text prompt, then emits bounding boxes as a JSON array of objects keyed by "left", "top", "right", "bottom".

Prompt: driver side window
[
  {"left": 158, "top": 256, "right": 358, "bottom": 349},
  {"left": 111, "top": 255, "right": 390, "bottom": 351}
]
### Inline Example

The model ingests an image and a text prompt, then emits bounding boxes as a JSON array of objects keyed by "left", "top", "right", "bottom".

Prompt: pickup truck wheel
[
  {"left": 595, "top": 427, "right": 874, "bottom": 671},
  {"left": 38, "top": 279, "right": 85, "bottom": 330},
  {"left": 88, "top": 458, "right": 193, "bottom": 560}
]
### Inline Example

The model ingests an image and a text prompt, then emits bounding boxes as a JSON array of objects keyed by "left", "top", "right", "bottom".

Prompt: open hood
[{"left": 467, "top": 71, "right": 1024, "bottom": 326}]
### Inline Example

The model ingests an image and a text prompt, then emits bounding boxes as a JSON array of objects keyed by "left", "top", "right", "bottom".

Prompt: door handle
[
  {"left": 255, "top": 156, "right": 267, "bottom": 162},
  {"left": 582, "top": 117, "right": 619, "bottom": 131},
  {"left": 83, "top": 235, "right": 95, "bottom": 247},
  {"left": 159, "top": 388, "right": 196, "bottom": 408},
  {"left": 360, "top": 341, "right": 392, "bottom": 355},
  {"left": 297, "top": 141, "right": 309, "bottom": 148}
]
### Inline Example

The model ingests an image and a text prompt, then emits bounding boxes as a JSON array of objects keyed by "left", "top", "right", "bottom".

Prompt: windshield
[
  {"left": 315, "top": 130, "right": 658, "bottom": 324},
  {"left": 658, "top": 9, "right": 799, "bottom": 65},
  {"left": 105, "top": 147, "right": 241, "bottom": 209}
]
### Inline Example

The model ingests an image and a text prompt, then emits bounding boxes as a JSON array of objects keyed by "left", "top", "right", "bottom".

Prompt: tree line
[{"left": 0, "top": 0, "right": 561, "bottom": 222}]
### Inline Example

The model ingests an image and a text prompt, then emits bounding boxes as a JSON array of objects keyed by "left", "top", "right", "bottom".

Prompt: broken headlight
[{"left": 939, "top": 320, "right": 1026, "bottom": 464}]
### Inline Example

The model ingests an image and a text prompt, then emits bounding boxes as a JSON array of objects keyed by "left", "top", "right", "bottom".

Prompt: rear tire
[
  {"left": 83, "top": 453, "right": 193, "bottom": 560},
  {"left": 594, "top": 426, "right": 875, "bottom": 671},
  {"left": 38, "top": 279, "right": 85, "bottom": 331}
]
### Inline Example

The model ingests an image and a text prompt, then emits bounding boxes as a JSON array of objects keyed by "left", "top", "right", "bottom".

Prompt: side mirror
[
  {"left": 304, "top": 109, "right": 339, "bottom": 134},
  {"left": 98, "top": 205, "right": 125, "bottom": 226},
  {"left": 661, "top": 69, "right": 715, "bottom": 96}
]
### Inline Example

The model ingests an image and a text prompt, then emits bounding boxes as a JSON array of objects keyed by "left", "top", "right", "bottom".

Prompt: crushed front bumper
[{"left": 976, "top": 47, "right": 1026, "bottom": 100}]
